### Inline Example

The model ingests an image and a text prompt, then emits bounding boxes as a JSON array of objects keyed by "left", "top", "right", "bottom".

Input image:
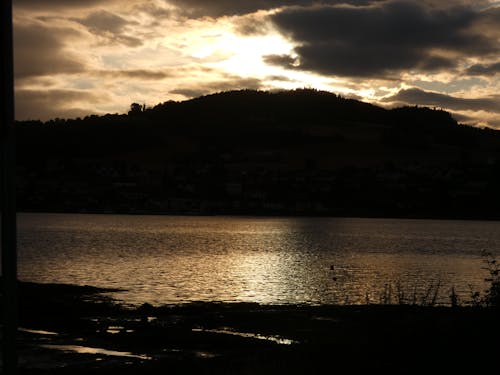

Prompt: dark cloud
[
  {"left": 474, "top": 4, "right": 500, "bottom": 33},
  {"left": 166, "top": 0, "right": 380, "bottom": 18},
  {"left": 170, "top": 76, "right": 263, "bottom": 98},
  {"left": 269, "top": 1, "right": 498, "bottom": 78},
  {"left": 76, "top": 10, "right": 130, "bottom": 34},
  {"left": 466, "top": 62, "right": 500, "bottom": 76},
  {"left": 73, "top": 11, "right": 142, "bottom": 47},
  {"left": 15, "top": 89, "right": 105, "bottom": 120},
  {"left": 233, "top": 14, "right": 271, "bottom": 35},
  {"left": 95, "top": 69, "right": 174, "bottom": 80},
  {"left": 417, "top": 56, "right": 457, "bottom": 71},
  {"left": 166, "top": 0, "right": 308, "bottom": 17},
  {"left": 383, "top": 88, "right": 500, "bottom": 113},
  {"left": 14, "top": 22, "right": 86, "bottom": 79},
  {"left": 13, "top": 0, "right": 110, "bottom": 10},
  {"left": 134, "top": 2, "right": 173, "bottom": 18},
  {"left": 263, "top": 54, "right": 299, "bottom": 68},
  {"left": 266, "top": 74, "right": 294, "bottom": 82}
]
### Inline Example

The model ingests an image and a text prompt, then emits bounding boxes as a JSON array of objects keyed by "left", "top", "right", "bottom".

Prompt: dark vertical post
[{"left": 1, "top": 0, "right": 18, "bottom": 373}]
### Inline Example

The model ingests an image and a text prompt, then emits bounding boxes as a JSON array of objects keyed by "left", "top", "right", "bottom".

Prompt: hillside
[{"left": 15, "top": 89, "right": 500, "bottom": 218}]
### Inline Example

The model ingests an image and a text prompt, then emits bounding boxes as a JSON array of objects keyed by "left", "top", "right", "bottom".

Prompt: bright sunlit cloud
[{"left": 12, "top": 0, "right": 500, "bottom": 127}]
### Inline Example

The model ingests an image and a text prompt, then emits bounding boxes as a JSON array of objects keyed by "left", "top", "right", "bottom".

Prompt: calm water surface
[{"left": 17, "top": 213, "right": 500, "bottom": 306}]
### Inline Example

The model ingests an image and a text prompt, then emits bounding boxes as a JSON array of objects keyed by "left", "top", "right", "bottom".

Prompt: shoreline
[
  {"left": 6, "top": 281, "right": 500, "bottom": 374},
  {"left": 16, "top": 209, "right": 500, "bottom": 223}
]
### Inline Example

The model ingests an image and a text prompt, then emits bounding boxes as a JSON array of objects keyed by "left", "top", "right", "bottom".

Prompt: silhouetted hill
[{"left": 15, "top": 89, "right": 500, "bottom": 218}]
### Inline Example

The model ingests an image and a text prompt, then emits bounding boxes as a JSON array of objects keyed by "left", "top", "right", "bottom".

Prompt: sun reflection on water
[{"left": 17, "top": 214, "right": 500, "bottom": 306}]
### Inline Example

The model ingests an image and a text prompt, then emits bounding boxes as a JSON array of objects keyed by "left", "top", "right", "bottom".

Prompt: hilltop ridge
[{"left": 15, "top": 89, "right": 500, "bottom": 218}]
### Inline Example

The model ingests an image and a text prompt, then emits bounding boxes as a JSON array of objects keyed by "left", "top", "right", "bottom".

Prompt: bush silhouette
[{"left": 482, "top": 251, "right": 500, "bottom": 307}]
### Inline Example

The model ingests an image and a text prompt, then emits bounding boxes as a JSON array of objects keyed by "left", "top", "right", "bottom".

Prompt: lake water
[{"left": 17, "top": 213, "right": 500, "bottom": 306}]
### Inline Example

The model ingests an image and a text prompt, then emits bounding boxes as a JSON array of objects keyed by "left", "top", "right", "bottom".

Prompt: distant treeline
[{"left": 16, "top": 89, "right": 500, "bottom": 218}]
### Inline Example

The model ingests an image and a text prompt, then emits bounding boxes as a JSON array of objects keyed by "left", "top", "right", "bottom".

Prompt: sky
[{"left": 12, "top": 0, "right": 500, "bottom": 128}]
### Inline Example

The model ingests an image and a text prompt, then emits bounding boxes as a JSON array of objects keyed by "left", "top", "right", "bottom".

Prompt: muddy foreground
[{"left": 5, "top": 281, "right": 499, "bottom": 374}]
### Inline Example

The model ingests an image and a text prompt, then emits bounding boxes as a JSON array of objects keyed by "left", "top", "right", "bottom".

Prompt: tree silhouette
[{"left": 128, "top": 102, "right": 143, "bottom": 116}]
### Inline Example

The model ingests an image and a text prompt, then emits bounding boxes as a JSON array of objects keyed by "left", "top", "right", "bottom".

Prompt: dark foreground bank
[{"left": 3, "top": 281, "right": 499, "bottom": 374}]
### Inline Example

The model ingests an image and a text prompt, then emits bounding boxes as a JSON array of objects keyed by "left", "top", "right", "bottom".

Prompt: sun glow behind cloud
[
  {"left": 13, "top": 3, "right": 353, "bottom": 118},
  {"left": 211, "top": 34, "right": 292, "bottom": 74},
  {"left": 11, "top": 0, "right": 500, "bottom": 127}
]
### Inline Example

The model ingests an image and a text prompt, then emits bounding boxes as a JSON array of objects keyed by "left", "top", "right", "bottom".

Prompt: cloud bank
[
  {"left": 269, "top": 1, "right": 498, "bottom": 78},
  {"left": 11, "top": 0, "right": 500, "bottom": 127}
]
